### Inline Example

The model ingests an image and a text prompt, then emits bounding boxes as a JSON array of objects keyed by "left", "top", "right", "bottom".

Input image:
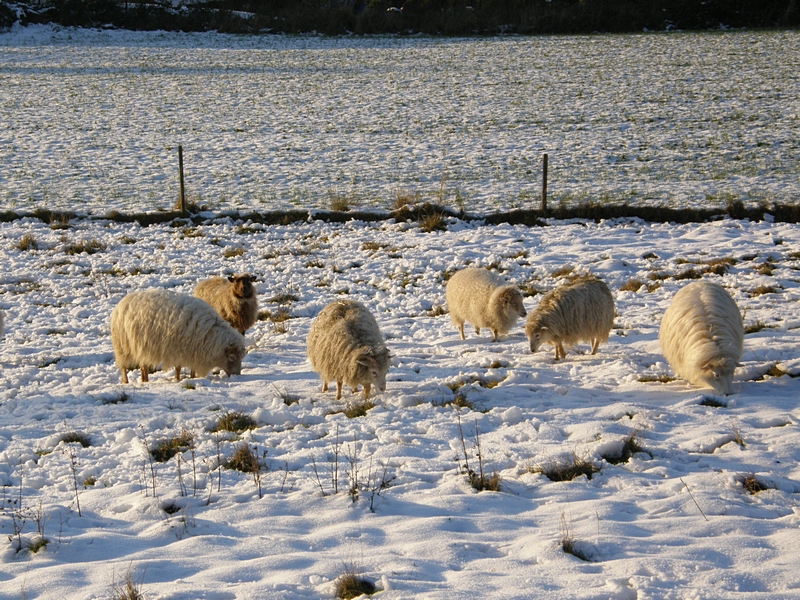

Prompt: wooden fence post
[
  {"left": 178, "top": 145, "right": 186, "bottom": 216},
  {"left": 541, "top": 153, "right": 548, "bottom": 217}
]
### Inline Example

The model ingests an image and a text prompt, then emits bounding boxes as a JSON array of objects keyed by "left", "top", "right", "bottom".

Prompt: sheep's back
[
  {"left": 446, "top": 268, "right": 505, "bottom": 322},
  {"left": 111, "top": 290, "right": 240, "bottom": 372},
  {"left": 528, "top": 277, "right": 614, "bottom": 342},
  {"left": 659, "top": 281, "right": 743, "bottom": 376},
  {"left": 307, "top": 300, "right": 386, "bottom": 382}
]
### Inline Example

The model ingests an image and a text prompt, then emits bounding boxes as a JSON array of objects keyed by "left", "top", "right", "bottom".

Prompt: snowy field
[
  {"left": 1, "top": 26, "right": 800, "bottom": 214},
  {"left": 2, "top": 212, "right": 800, "bottom": 598}
]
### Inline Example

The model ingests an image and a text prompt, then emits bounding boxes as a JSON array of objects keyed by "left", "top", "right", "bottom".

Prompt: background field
[{"left": 1, "top": 26, "right": 799, "bottom": 215}]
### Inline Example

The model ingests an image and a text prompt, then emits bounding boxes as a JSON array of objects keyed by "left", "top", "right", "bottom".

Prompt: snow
[
  {"left": 1, "top": 211, "right": 800, "bottom": 598},
  {"left": 2, "top": 24, "right": 800, "bottom": 600}
]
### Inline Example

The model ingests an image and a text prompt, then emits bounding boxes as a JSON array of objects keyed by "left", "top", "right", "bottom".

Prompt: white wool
[
  {"left": 525, "top": 275, "right": 615, "bottom": 360},
  {"left": 306, "top": 299, "right": 390, "bottom": 400},
  {"left": 110, "top": 289, "right": 245, "bottom": 383},
  {"left": 445, "top": 267, "right": 527, "bottom": 342},
  {"left": 659, "top": 280, "right": 744, "bottom": 395}
]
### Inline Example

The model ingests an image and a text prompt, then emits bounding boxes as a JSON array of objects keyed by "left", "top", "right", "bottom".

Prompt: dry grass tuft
[
  {"left": 329, "top": 193, "right": 351, "bottom": 212},
  {"left": 749, "top": 285, "right": 780, "bottom": 297},
  {"left": 619, "top": 279, "right": 643, "bottom": 292},
  {"left": 560, "top": 511, "right": 593, "bottom": 561},
  {"left": 111, "top": 568, "right": 145, "bottom": 600},
  {"left": 530, "top": 452, "right": 600, "bottom": 482},
  {"left": 700, "top": 396, "right": 727, "bottom": 408},
  {"left": 425, "top": 304, "right": 448, "bottom": 317},
  {"left": 212, "top": 410, "right": 257, "bottom": 433},
  {"left": 223, "top": 246, "right": 245, "bottom": 259},
  {"left": 602, "top": 428, "right": 650, "bottom": 464},
  {"left": 740, "top": 473, "right": 770, "bottom": 495},
  {"left": 550, "top": 265, "right": 574, "bottom": 278},
  {"left": 16, "top": 233, "right": 38, "bottom": 251},
  {"left": 65, "top": 239, "right": 104, "bottom": 255},
  {"left": 226, "top": 442, "right": 259, "bottom": 473},
  {"left": 60, "top": 431, "right": 91, "bottom": 447},
  {"left": 418, "top": 209, "right": 448, "bottom": 233},
  {"left": 268, "top": 290, "right": 299, "bottom": 304},
  {"left": 745, "top": 320, "right": 770, "bottom": 334},
  {"left": 335, "top": 564, "right": 376, "bottom": 599},
  {"left": 150, "top": 430, "right": 194, "bottom": 463},
  {"left": 637, "top": 373, "right": 675, "bottom": 384},
  {"left": 341, "top": 400, "right": 376, "bottom": 419}
]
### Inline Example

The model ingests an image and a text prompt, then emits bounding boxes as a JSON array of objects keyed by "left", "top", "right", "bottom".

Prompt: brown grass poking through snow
[
  {"left": 529, "top": 452, "right": 600, "bottom": 481},
  {"left": 335, "top": 563, "right": 376, "bottom": 599}
]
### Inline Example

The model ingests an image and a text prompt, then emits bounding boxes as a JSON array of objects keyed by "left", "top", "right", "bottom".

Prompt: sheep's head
[
  {"left": 526, "top": 325, "right": 554, "bottom": 353},
  {"left": 356, "top": 351, "right": 390, "bottom": 394},
  {"left": 700, "top": 357, "right": 736, "bottom": 395},
  {"left": 228, "top": 274, "right": 257, "bottom": 298},
  {"left": 222, "top": 343, "right": 244, "bottom": 377},
  {"left": 499, "top": 286, "right": 527, "bottom": 318}
]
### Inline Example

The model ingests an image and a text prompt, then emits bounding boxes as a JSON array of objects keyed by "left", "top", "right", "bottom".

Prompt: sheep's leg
[
  {"left": 174, "top": 366, "right": 182, "bottom": 381},
  {"left": 491, "top": 329, "right": 499, "bottom": 342},
  {"left": 554, "top": 343, "right": 566, "bottom": 361},
  {"left": 474, "top": 326, "right": 481, "bottom": 336},
  {"left": 457, "top": 322, "right": 465, "bottom": 340},
  {"left": 335, "top": 380, "right": 343, "bottom": 400},
  {"left": 141, "top": 365, "right": 149, "bottom": 383},
  {"left": 362, "top": 383, "right": 371, "bottom": 400},
  {"left": 590, "top": 338, "right": 600, "bottom": 355},
  {"left": 120, "top": 368, "right": 129, "bottom": 384},
  {"left": 189, "top": 369, "right": 196, "bottom": 378},
  {"left": 322, "top": 381, "right": 328, "bottom": 393}
]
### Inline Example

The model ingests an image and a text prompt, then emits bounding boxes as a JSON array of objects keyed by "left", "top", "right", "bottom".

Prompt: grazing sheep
[
  {"left": 445, "top": 267, "right": 527, "bottom": 342},
  {"left": 306, "top": 299, "right": 390, "bottom": 400},
  {"left": 659, "top": 281, "right": 743, "bottom": 395},
  {"left": 110, "top": 289, "right": 245, "bottom": 384},
  {"left": 194, "top": 274, "right": 258, "bottom": 335},
  {"left": 525, "top": 275, "right": 615, "bottom": 360}
]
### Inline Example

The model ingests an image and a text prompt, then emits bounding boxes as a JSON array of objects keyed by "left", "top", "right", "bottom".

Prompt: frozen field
[
  {"left": 1, "top": 212, "right": 800, "bottom": 598},
  {"left": 1, "top": 26, "right": 799, "bottom": 215}
]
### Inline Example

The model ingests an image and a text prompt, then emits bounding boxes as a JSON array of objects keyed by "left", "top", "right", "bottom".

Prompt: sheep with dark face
[
  {"left": 525, "top": 275, "right": 615, "bottom": 360},
  {"left": 110, "top": 290, "right": 245, "bottom": 384},
  {"left": 659, "top": 281, "right": 743, "bottom": 395},
  {"left": 306, "top": 299, "right": 390, "bottom": 400},
  {"left": 194, "top": 274, "right": 258, "bottom": 335},
  {"left": 445, "top": 267, "right": 527, "bottom": 342}
]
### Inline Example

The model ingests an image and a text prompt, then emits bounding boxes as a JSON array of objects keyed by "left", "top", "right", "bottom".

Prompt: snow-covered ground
[
  {"left": 1, "top": 26, "right": 799, "bottom": 214},
  {"left": 2, "top": 212, "right": 800, "bottom": 599}
]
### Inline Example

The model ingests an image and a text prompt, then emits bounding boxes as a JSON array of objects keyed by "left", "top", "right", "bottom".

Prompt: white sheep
[
  {"left": 110, "top": 289, "right": 245, "bottom": 384},
  {"left": 445, "top": 267, "right": 527, "bottom": 342},
  {"left": 194, "top": 274, "right": 258, "bottom": 335},
  {"left": 306, "top": 299, "right": 390, "bottom": 400},
  {"left": 659, "top": 280, "right": 743, "bottom": 395},
  {"left": 525, "top": 275, "right": 615, "bottom": 360}
]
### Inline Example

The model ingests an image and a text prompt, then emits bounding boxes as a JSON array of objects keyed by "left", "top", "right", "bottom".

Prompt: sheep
[
  {"left": 525, "top": 275, "right": 615, "bottom": 360},
  {"left": 193, "top": 274, "right": 258, "bottom": 335},
  {"left": 445, "top": 267, "right": 527, "bottom": 342},
  {"left": 306, "top": 299, "right": 390, "bottom": 401},
  {"left": 659, "top": 281, "right": 743, "bottom": 396},
  {"left": 110, "top": 289, "right": 245, "bottom": 384}
]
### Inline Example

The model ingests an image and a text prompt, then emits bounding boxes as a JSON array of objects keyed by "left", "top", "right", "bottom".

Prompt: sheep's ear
[
  {"left": 357, "top": 355, "right": 377, "bottom": 367},
  {"left": 249, "top": 275, "right": 257, "bottom": 282}
]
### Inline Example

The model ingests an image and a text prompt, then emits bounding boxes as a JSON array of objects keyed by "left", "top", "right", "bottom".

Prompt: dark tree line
[{"left": 1, "top": 0, "right": 798, "bottom": 34}]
